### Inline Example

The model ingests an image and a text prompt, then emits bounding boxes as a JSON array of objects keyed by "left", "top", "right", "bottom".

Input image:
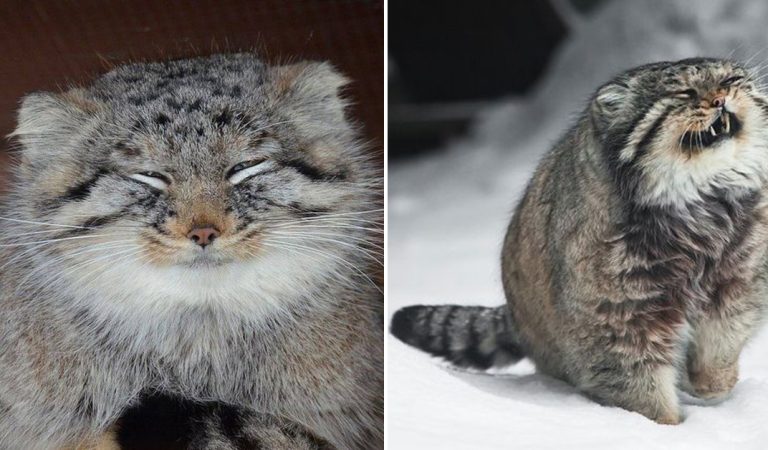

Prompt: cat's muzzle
[{"left": 681, "top": 110, "right": 741, "bottom": 149}]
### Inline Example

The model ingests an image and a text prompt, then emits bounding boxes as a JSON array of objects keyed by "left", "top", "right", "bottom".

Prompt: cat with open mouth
[{"left": 392, "top": 57, "right": 768, "bottom": 425}]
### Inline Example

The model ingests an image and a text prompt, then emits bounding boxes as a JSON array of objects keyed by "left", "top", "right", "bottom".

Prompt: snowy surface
[{"left": 387, "top": 1, "right": 768, "bottom": 448}]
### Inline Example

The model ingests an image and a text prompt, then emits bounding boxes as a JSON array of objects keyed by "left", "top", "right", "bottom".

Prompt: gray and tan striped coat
[
  {"left": 0, "top": 53, "right": 382, "bottom": 449},
  {"left": 393, "top": 58, "right": 768, "bottom": 424}
]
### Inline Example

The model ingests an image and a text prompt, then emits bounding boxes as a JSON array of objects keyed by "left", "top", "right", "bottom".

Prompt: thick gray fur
[
  {"left": 393, "top": 58, "right": 768, "bottom": 424},
  {"left": 0, "top": 53, "right": 382, "bottom": 449}
]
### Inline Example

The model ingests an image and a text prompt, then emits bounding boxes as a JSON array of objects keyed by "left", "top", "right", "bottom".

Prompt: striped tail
[
  {"left": 115, "top": 393, "right": 333, "bottom": 449},
  {"left": 390, "top": 304, "right": 525, "bottom": 370}
]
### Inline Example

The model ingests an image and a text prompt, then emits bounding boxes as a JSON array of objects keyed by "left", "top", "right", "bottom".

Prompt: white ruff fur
[
  {"left": 56, "top": 245, "right": 344, "bottom": 322},
  {"left": 637, "top": 102, "right": 768, "bottom": 206}
]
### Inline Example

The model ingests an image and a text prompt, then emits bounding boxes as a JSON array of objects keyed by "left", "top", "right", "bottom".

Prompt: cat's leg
[
  {"left": 686, "top": 302, "right": 762, "bottom": 400},
  {"left": 0, "top": 353, "right": 136, "bottom": 449},
  {"left": 575, "top": 299, "right": 688, "bottom": 424},
  {"left": 0, "top": 400, "right": 117, "bottom": 450},
  {"left": 582, "top": 361, "right": 682, "bottom": 424}
]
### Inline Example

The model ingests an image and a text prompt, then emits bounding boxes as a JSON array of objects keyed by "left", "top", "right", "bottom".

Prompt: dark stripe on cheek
[
  {"left": 282, "top": 159, "right": 327, "bottom": 181},
  {"left": 143, "top": 233, "right": 169, "bottom": 248},
  {"left": 60, "top": 169, "right": 109, "bottom": 202},
  {"left": 750, "top": 94, "right": 768, "bottom": 116},
  {"left": 81, "top": 214, "right": 121, "bottom": 229},
  {"left": 635, "top": 104, "right": 675, "bottom": 157},
  {"left": 281, "top": 159, "right": 347, "bottom": 182},
  {"left": 57, "top": 213, "right": 124, "bottom": 237},
  {"left": 289, "top": 202, "right": 332, "bottom": 218},
  {"left": 603, "top": 100, "right": 660, "bottom": 167}
]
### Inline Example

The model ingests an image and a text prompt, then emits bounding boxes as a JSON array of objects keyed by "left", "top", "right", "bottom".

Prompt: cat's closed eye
[
  {"left": 721, "top": 75, "right": 744, "bottom": 87},
  {"left": 673, "top": 88, "right": 698, "bottom": 100},
  {"left": 227, "top": 158, "right": 269, "bottom": 184},
  {"left": 130, "top": 171, "right": 171, "bottom": 190}
]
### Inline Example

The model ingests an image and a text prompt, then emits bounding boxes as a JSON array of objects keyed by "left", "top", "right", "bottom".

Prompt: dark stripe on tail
[
  {"left": 116, "top": 393, "right": 332, "bottom": 450},
  {"left": 391, "top": 304, "right": 524, "bottom": 370}
]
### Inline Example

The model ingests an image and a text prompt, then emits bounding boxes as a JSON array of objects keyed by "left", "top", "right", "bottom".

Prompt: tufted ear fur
[
  {"left": 267, "top": 61, "right": 352, "bottom": 135},
  {"left": 590, "top": 81, "right": 630, "bottom": 134},
  {"left": 9, "top": 89, "right": 101, "bottom": 167}
]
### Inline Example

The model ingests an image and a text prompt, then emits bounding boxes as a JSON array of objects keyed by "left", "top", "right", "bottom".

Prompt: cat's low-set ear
[
  {"left": 590, "top": 81, "right": 630, "bottom": 132},
  {"left": 9, "top": 89, "right": 101, "bottom": 165},
  {"left": 267, "top": 61, "right": 352, "bottom": 132}
]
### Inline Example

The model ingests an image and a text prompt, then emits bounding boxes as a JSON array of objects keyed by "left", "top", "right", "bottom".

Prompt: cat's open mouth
[{"left": 681, "top": 111, "right": 741, "bottom": 149}]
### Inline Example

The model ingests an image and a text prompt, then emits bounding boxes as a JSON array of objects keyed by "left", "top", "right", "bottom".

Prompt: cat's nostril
[
  {"left": 711, "top": 96, "right": 726, "bottom": 108},
  {"left": 186, "top": 226, "right": 221, "bottom": 248}
]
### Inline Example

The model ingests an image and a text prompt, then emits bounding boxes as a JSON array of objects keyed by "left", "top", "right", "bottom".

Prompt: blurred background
[
  {"left": 389, "top": 0, "right": 606, "bottom": 158},
  {"left": 0, "top": 0, "right": 383, "bottom": 190},
  {"left": 388, "top": 1, "right": 768, "bottom": 449}
]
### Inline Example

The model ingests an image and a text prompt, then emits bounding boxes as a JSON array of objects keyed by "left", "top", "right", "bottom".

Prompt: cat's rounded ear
[
  {"left": 267, "top": 61, "right": 352, "bottom": 132},
  {"left": 590, "top": 81, "right": 630, "bottom": 133},
  {"left": 9, "top": 89, "right": 101, "bottom": 166}
]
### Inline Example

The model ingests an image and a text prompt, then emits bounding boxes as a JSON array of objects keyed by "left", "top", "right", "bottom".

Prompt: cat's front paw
[
  {"left": 651, "top": 409, "right": 682, "bottom": 425},
  {"left": 689, "top": 363, "right": 738, "bottom": 400}
]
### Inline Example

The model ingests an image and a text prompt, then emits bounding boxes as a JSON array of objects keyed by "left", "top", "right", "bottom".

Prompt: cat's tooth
[
  {"left": 710, "top": 126, "right": 716, "bottom": 136},
  {"left": 724, "top": 113, "right": 730, "bottom": 133}
]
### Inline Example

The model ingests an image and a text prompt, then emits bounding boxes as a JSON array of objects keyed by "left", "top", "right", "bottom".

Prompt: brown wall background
[{"left": 0, "top": 0, "right": 384, "bottom": 183}]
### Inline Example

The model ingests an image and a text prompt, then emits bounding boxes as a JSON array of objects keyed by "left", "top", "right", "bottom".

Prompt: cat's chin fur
[{"left": 56, "top": 246, "right": 344, "bottom": 321}]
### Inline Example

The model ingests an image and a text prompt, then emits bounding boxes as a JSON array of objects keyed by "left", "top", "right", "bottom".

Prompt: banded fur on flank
[
  {"left": 392, "top": 58, "right": 768, "bottom": 424},
  {"left": 0, "top": 54, "right": 382, "bottom": 449}
]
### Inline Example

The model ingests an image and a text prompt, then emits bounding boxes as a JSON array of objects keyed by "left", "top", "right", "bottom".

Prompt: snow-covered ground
[{"left": 387, "top": 1, "right": 768, "bottom": 448}]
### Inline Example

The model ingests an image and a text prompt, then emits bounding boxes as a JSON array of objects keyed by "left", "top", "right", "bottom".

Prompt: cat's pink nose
[
  {"left": 187, "top": 226, "right": 220, "bottom": 248},
  {"left": 711, "top": 95, "right": 726, "bottom": 108}
]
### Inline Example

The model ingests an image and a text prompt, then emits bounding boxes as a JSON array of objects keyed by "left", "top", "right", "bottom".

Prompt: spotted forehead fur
[{"left": 92, "top": 54, "right": 267, "bottom": 144}]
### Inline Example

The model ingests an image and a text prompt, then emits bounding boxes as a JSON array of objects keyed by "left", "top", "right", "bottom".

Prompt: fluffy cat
[
  {"left": 392, "top": 58, "right": 768, "bottom": 424},
  {"left": 0, "top": 53, "right": 382, "bottom": 449}
]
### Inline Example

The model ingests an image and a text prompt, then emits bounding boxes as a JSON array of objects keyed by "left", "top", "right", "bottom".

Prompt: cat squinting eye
[
  {"left": 721, "top": 76, "right": 744, "bottom": 87},
  {"left": 130, "top": 171, "right": 171, "bottom": 190},
  {"left": 227, "top": 158, "right": 268, "bottom": 184},
  {"left": 673, "top": 89, "right": 698, "bottom": 99}
]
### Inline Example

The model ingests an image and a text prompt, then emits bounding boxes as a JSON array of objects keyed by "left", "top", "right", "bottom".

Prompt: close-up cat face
[
  {"left": 591, "top": 58, "right": 768, "bottom": 205},
  {"left": 4, "top": 54, "right": 380, "bottom": 312},
  {"left": 0, "top": 5, "right": 386, "bottom": 449}
]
